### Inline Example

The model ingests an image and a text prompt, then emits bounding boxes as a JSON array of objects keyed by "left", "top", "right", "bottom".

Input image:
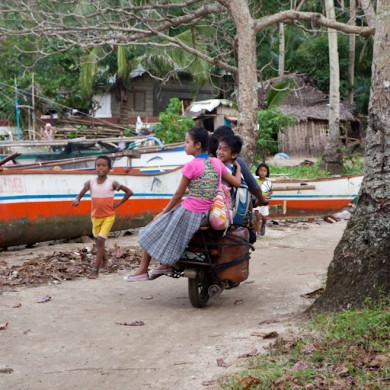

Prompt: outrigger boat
[{"left": 268, "top": 174, "right": 363, "bottom": 219}]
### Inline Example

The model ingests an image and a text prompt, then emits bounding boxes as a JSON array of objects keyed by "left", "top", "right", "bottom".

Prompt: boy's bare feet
[{"left": 88, "top": 269, "right": 99, "bottom": 279}]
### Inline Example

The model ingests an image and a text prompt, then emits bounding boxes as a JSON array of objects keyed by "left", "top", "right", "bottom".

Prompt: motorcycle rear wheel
[{"left": 188, "top": 277, "right": 210, "bottom": 308}]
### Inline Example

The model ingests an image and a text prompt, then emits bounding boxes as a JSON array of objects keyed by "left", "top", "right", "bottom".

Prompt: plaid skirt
[{"left": 139, "top": 205, "right": 207, "bottom": 266}]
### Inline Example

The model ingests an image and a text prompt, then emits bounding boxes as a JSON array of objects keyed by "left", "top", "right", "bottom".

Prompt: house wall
[
  {"left": 110, "top": 75, "right": 215, "bottom": 123},
  {"left": 278, "top": 120, "right": 330, "bottom": 157},
  {"left": 215, "top": 106, "right": 237, "bottom": 129},
  {"left": 110, "top": 77, "right": 155, "bottom": 120}
]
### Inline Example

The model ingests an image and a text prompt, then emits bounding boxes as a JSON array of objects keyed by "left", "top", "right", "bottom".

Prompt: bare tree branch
[{"left": 253, "top": 10, "right": 374, "bottom": 35}]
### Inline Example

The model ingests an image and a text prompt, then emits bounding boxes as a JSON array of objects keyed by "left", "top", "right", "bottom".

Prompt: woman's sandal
[
  {"left": 148, "top": 266, "right": 173, "bottom": 280},
  {"left": 123, "top": 273, "right": 149, "bottom": 282}
]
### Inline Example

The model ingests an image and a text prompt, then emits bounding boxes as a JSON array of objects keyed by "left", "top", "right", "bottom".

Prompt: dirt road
[{"left": 0, "top": 220, "right": 346, "bottom": 389}]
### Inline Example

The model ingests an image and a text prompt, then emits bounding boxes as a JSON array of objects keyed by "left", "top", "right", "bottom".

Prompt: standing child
[
  {"left": 118, "top": 130, "right": 127, "bottom": 151},
  {"left": 124, "top": 127, "right": 241, "bottom": 282},
  {"left": 253, "top": 163, "right": 273, "bottom": 236},
  {"left": 72, "top": 156, "right": 133, "bottom": 279}
]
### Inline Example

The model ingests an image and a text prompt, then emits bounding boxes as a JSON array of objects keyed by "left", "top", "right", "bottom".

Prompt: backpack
[
  {"left": 231, "top": 186, "right": 250, "bottom": 225},
  {"left": 229, "top": 164, "right": 251, "bottom": 226}
]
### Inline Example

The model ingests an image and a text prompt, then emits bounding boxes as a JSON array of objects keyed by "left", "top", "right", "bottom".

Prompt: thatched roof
[{"left": 258, "top": 74, "right": 358, "bottom": 122}]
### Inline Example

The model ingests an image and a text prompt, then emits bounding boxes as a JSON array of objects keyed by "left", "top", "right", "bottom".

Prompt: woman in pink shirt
[{"left": 124, "top": 127, "right": 241, "bottom": 282}]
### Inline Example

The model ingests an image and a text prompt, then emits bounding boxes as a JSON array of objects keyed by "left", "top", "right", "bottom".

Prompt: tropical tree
[
  {"left": 322, "top": 0, "right": 343, "bottom": 174},
  {"left": 314, "top": 0, "right": 390, "bottom": 309}
]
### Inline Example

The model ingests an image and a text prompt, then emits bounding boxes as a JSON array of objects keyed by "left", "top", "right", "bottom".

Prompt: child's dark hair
[
  {"left": 208, "top": 126, "right": 235, "bottom": 156},
  {"left": 96, "top": 155, "right": 112, "bottom": 169},
  {"left": 255, "top": 162, "right": 270, "bottom": 178},
  {"left": 188, "top": 127, "right": 209, "bottom": 152},
  {"left": 219, "top": 135, "right": 243, "bottom": 156}
]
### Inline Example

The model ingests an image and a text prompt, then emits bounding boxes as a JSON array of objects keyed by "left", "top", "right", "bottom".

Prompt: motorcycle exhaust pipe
[{"left": 183, "top": 268, "right": 198, "bottom": 279}]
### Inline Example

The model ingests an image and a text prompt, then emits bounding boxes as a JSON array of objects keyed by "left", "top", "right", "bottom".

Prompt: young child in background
[
  {"left": 72, "top": 156, "right": 133, "bottom": 279},
  {"left": 253, "top": 163, "right": 273, "bottom": 236},
  {"left": 118, "top": 130, "right": 126, "bottom": 151}
]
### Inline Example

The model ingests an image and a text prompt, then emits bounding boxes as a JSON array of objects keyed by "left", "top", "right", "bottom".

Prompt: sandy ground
[{"left": 0, "top": 219, "right": 347, "bottom": 389}]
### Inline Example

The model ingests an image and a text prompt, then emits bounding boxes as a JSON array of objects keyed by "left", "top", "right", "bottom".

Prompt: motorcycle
[{"left": 165, "top": 226, "right": 255, "bottom": 308}]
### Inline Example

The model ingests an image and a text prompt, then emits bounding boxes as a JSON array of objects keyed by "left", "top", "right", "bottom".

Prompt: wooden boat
[
  {"left": 0, "top": 138, "right": 120, "bottom": 168},
  {"left": 113, "top": 143, "right": 193, "bottom": 172},
  {"left": 0, "top": 164, "right": 181, "bottom": 248},
  {"left": 0, "top": 138, "right": 192, "bottom": 171},
  {"left": 268, "top": 174, "right": 363, "bottom": 219}
]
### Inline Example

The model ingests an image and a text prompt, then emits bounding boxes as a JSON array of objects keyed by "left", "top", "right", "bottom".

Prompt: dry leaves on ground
[{"left": 0, "top": 244, "right": 141, "bottom": 291}]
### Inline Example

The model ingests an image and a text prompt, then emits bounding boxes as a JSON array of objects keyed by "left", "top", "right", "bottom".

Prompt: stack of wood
[{"left": 54, "top": 117, "right": 137, "bottom": 139}]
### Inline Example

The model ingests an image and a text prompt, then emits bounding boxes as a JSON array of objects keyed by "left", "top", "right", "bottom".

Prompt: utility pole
[
  {"left": 32, "top": 73, "right": 36, "bottom": 140},
  {"left": 14, "top": 78, "right": 21, "bottom": 140}
]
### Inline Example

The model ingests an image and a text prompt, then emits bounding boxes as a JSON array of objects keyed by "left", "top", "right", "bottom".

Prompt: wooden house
[
  {"left": 258, "top": 74, "right": 362, "bottom": 157},
  {"left": 92, "top": 68, "right": 217, "bottom": 125}
]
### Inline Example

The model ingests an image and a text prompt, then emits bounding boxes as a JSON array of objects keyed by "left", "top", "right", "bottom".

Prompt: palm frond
[
  {"left": 79, "top": 48, "right": 104, "bottom": 97},
  {"left": 266, "top": 80, "right": 296, "bottom": 107},
  {"left": 117, "top": 46, "right": 128, "bottom": 81}
]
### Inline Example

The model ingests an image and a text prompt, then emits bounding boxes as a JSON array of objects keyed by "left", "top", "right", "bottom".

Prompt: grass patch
[
  {"left": 261, "top": 159, "right": 364, "bottom": 179},
  {"left": 221, "top": 301, "right": 389, "bottom": 389},
  {"left": 268, "top": 161, "right": 331, "bottom": 179}
]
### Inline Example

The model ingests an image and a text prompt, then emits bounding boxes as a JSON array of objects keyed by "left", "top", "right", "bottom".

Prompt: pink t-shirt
[
  {"left": 181, "top": 157, "right": 227, "bottom": 213},
  {"left": 85, "top": 178, "right": 121, "bottom": 217}
]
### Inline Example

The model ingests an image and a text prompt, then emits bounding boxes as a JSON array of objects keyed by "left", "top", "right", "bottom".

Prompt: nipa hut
[{"left": 258, "top": 74, "right": 363, "bottom": 157}]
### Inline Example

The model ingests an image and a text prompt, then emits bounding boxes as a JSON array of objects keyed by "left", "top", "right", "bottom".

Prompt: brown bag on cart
[{"left": 214, "top": 227, "right": 252, "bottom": 283}]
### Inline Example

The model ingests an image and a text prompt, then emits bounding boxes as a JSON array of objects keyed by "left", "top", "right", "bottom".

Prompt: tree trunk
[
  {"left": 358, "top": 0, "right": 376, "bottom": 27},
  {"left": 321, "top": 0, "right": 344, "bottom": 174},
  {"left": 227, "top": 0, "right": 258, "bottom": 165},
  {"left": 115, "top": 79, "right": 128, "bottom": 126},
  {"left": 278, "top": 23, "right": 285, "bottom": 77},
  {"left": 313, "top": 0, "right": 390, "bottom": 311},
  {"left": 348, "top": 0, "right": 356, "bottom": 104}
]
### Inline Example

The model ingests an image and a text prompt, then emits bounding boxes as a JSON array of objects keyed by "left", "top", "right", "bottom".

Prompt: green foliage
[
  {"left": 257, "top": 107, "right": 297, "bottom": 161},
  {"left": 67, "top": 125, "right": 85, "bottom": 139},
  {"left": 268, "top": 160, "right": 332, "bottom": 179},
  {"left": 222, "top": 300, "right": 390, "bottom": 389},
  {"left": 153, "top": 98, "right": 194, "bottom": 144},
  {"left": 0, "top": 35, "right": 86, "bottom": 126},
  {"left": 288, "top": 34, "right": 350, "bottom": 95},
  {"left": 267, "top": 157, "right": 363, "bottom": 179},
  {"left": 266, "top": 80, "right": 296, "bottom": 108},
  {"left": 341, "top": 148, "right": 365, "bottom": 175}
]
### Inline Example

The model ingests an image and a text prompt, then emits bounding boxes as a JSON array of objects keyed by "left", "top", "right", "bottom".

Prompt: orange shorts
[{"left": 91, "top": 214, "right": 115, "bottom": 239}]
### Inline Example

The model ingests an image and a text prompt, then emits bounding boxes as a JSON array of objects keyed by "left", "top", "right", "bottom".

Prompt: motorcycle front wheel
[{"left": 188, "top": 276, "right": 210, "bottom": 308}]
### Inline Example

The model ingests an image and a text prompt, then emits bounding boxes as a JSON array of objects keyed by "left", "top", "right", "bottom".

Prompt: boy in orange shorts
[{"left": 72, "top": 156, "right": 133, "bottom": 279}]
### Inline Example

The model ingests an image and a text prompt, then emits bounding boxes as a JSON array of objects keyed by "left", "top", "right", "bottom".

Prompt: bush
[
  {"left": 153, "top": 98, "right": 194, "bottom": 144},
  {"left": 257, "top": 107, "right": 297, "bottom": 161}
]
